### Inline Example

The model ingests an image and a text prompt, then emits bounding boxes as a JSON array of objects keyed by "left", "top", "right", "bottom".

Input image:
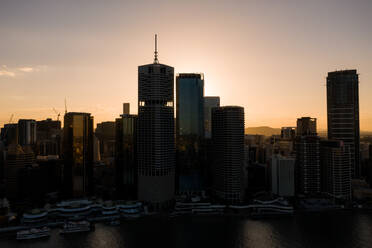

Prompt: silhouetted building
[
  {"left": 4, "top": 144, "right": 34, "bottom": 199},
  {"left": 295, "top": 117, "right": 320, "bottom": 196},
  {"left": 62, "top": 112, "right": 94, "bottom": 198},
  {"left": 176, "top": 73, "right": 204, "bottom": 194},
  {"left": 137, "top": 36, "right": 175, "bottom": 209},
  {"left": 320, "top": 140, "right": 352, "bottom": 201},
  {"left": 123, "top": 103, "right": 130, "bottom": 115},
  {"left": 95, "top": 121, "right": 115, "bottom": 161},
  {"left": 271, "top": 155, "right": 295, "bottom": 197},
  {"left": 204, "top": 96, "right": 220, "bottom": 139},
  {"left": 18, "top": 119, "right": 37, "bottom": 146},
  {"left": 327, "top": 70, "right": 360, "bottom": 178},
  {"left": 0, "top": 124, "right": 18, "bottom": 146},
  {"left": 115, "top": 113, "right": 137, "bottom": 200},
  {"left": 212, "top": 106, "right": 245, "bottom": 203},
  {"left": 281, "top": 127, "right": 296, "bottom": 140},
  {"left": 36, "top": 118, "right": 61, "bottom": 156},
  {"left": 296, "top": 117, "right": 316, "bottom": 136}
]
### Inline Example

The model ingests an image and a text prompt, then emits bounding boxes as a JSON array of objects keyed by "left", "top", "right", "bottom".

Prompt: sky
[{"left": 0, "top": 0, "right": 371, "bottom": 130}]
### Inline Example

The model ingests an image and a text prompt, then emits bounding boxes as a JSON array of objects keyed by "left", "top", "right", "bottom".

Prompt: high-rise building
[
  {"left": 320, "top": 140, "right": 352, "bottom": 201},
  {"left": 62, "top": 112, "right": 94, "bottom": 198},
  {"left": 176, "top": 73, "right": 204, "bottom": 194},
  {"left": 115, "top": 113, "right": 137, "bottom": 200},
  {"left": 327, "top": 70, "right": 360, "bottom": 178},
  {"left": 212, "top": 106, "right": 244, "bottom": 203},
  {"left": 36, "top": 118, "right": 62, "bottom": 156},
  {"left": 281, "top": 127, "right": 296, "bottom": 140},
  {"left": 271, "top": 154, "right": 295, "bottom": 197},
  {"left": 95, "top": 121, "right": 115, "bottom": 160},
  {"left": 0, "top": 124, "right": 18, "bottom": 146},
  {"left": 295, "top": 117, "right": 320, "bottom": 196},
  {"left": 296, "top": 117, "right": 316, "bottom": 136},
  {"left": 123, "top": 103, "right": 130, "bottom": 115},
  {"left": 18, "top": 119, "right": 37, "bottom": 146},
  {"left": 204, "top": 96, "right": 220, "bottom": 139},
  {"left": 137, "top": 35, "right": 175, "bottom": 209},
  {"left": 4, "top": 144, "right": 34, "bottom": 199}
]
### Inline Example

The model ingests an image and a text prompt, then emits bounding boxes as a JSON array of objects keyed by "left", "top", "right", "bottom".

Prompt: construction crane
[
  {"left": 8, "top": 114, "right": 14, "bottom": 124},
  {"left": 52, "top": 108, "right": 61, "bottom": 121}
]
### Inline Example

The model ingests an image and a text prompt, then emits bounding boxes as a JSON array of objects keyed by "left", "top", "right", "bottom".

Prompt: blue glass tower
[{"left": 176, "top": 73, "right": 204, "bottom": 194}]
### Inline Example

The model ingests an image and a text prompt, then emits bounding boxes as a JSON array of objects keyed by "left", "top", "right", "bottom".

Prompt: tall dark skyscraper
[
  {"left": 137, "top": 35, "right": 175, "bottom": 209},
  {"left": 204, "top": 96, "right": 220, "bottom": 139},
  {"left": 176, "top": 73, "right": 204, "bottom": 194},
  {"left": 115, "top": 111, "right": 137, "bottom": 200},
  {"left": 212, "top": 106, "right": 245, "bottom": 203},
  {"left": 62, "top": 112, "right": 94, "bottom": 198},
  {"left": 18, "top": 119, "right": 37, "bottom": 146},
  {"left": 295, "top": 117, "right": 320, "bottom": 196},
  {"left": 327, "top": 70, "right": 360, "bottom": 178}
]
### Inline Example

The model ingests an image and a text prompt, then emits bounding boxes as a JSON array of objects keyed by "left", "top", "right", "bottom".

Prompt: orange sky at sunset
[{"left": 0, "top": 0, "right": 371, "bottom": 130}]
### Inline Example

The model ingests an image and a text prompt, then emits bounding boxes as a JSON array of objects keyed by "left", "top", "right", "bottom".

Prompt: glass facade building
[
  {"left": 327, "top": 70, "right": 360, "bottom": 178},
  {"left": 115, "top": 114, "right": 137, "bottom": 200},
  {"left": 176, "top": 73, "right": 204, "bottom": 194},
  {"left": 204, "top": 96, "right": 220, "bottom": 139},
  {"left": 62, "top": 112, "right": 94, "bottom": 198}
]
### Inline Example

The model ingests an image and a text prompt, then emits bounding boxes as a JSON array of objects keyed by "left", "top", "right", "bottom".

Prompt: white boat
[
  {"left": 16, "top": 227, "right": 50, "bottom": 240},
  {"left": 60, "top": 220, "right": 91, "bottom": 234}
]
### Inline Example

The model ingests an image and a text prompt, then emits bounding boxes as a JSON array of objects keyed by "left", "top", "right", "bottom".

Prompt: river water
[{"left": 1, "top": 212, "right": 372, "bottom": 248}]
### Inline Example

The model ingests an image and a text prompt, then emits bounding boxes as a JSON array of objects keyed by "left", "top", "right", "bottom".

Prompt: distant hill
[{"left": 245, "top": 126, "right": 281, "bottom": 136}]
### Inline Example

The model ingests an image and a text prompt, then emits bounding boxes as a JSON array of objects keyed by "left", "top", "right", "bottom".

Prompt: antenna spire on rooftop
[{"left": 154, "top": 34, "right": 159, "bottom": 64}]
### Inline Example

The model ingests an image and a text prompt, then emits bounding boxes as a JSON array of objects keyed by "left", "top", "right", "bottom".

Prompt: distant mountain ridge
[
  {"left": 245, "top": 126, "right": 281, "bottom": 136},
  {"left": 245, "top": 126, "right": 372, "bottom": 137}
]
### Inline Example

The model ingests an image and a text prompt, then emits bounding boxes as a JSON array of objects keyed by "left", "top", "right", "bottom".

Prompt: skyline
[{"left": 0, "top": 0, "right": 371, "bottom": 130}]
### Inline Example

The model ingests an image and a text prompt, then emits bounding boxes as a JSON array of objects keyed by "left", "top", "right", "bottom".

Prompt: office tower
[
  {"left": 115, "top": 113, "right": 137, "bottom": 200},
  {"left": 36, "top": 118, "right": 62, "bottom": 156},
  {"left": 212, "top": 106, "right": 244, "bottom": 203},
  {"left": 62, "top": 112, "right": 94, "bottom": 198},
  {"left": 204, "top": 96, "right": 220, "bottom": 139},
  {"left": 95, "top": 122, "right": 115, "bottom": 161},
  {"left": 123, "top": 103, "right": 130, "bottom": 115},
  {"left": 271, "top": 154, "right": 295, "bottom": 197},
  {"left": 137, "top": 35, "right": 175, "bottom": 209},
  {"left": 295, "top": 117, "right": 320, "bottom": 196},
  {"left": 18, "top": 119, "right": 37, "bottom": 146},
  {"left": 327, "top": 70, "right": 360, "bottom": 178},
  {"left": 4, "top": 144, "right": 34, "bottom": 199},
  {"left": 296, "top": 117, "right": 316, "bottom": 136},
  {"left": 0, "top": 124, "right": 18, "bottom": 146},
  {"left": 320, "top": 140, "right": 352, "bottom": 201},
  {"left": 176, "top": 73, "right": 204, "bottom": 194},
  {"left": 281, "top": 127, "right": 296, "bottom": 140}
]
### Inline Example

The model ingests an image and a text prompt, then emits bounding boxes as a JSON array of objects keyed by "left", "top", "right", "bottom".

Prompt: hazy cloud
[
  {"left": 0, "top": 65, "right": 46, "bottom": 77},
  {"left": 18, "top": 67, "right": 34, "bottom": 72},
  {"left": 0, "top": 70, "right": 15, "bottom": 77}
]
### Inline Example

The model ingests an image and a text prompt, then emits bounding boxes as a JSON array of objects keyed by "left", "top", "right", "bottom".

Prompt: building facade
[
  {"left": 176, "top": 73, "right": 204, "bottom": 194},
  {"left": 62, "top": 112, "right": 94, "bottom": 198},
  {"left": 327, "top": 70, "right": 360, "bottom": 178},
  {"left": 320, "top": 140, "right": 352, "bottom": 201},
  {"left": 295, "top": 117, "right": 320, "bottom": 196},
  {"left": 204, "top": 96, "right": 220, "bottom": 139},
  {"left": 115, "top": 114, "right": 137, "bottom": 200},
  {"left": 137, "top": 40, "right": 175, "bottom": 209},
  {"left": 18, "top": 119, "right": 37, "bottom": 147},
  {"left": 212, "top": 106, "right": 245, "bottom": 203},
  {"left": 271, "top": 154, "right": 295, "bottom": 197}
]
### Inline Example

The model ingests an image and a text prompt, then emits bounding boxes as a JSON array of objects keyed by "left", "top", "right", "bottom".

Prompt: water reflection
[{"left": 1, "top": 213, "right": 372, "bottom": 248}]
